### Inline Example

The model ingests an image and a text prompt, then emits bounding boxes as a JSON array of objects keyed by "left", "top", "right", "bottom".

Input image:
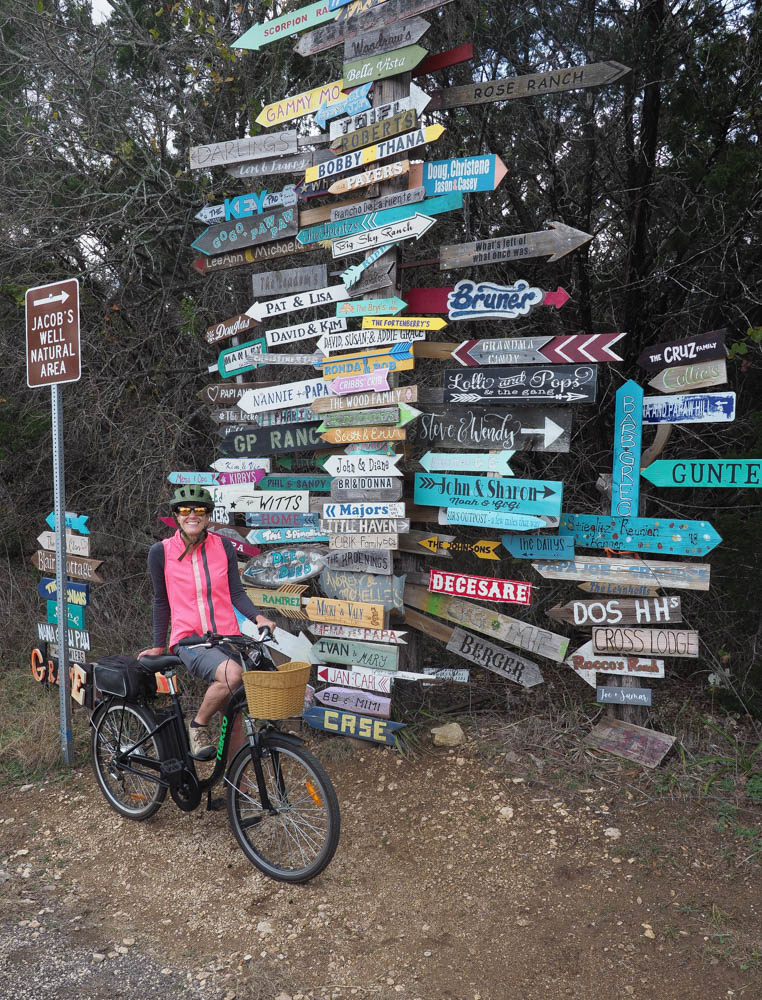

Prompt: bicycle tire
[
  {"left": 91, "top": 701, "right": 167, "bottom": 821},
  {"left": 226, "top": 737, "right": 340, "bottom": 883}
]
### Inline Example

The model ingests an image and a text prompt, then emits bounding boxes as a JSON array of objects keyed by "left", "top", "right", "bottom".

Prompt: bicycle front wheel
[
  {"left": 226, "top": 738, "right": 340, "bottom": 883},
  {"left": 91, "top": 701, "right": 167, "bottom": 821}
]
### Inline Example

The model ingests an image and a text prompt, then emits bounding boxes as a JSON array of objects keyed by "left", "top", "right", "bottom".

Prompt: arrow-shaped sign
[
  {"left": 336, "top": 296, "right": 406, "bottom": 318},
  {"left": 419, "top": 451, "right": 515, "bottom": 475},
  {"left": 314, "top": 82, "right": 373, "bottom": 128},
  {"left": 443, "top": 364, "right": 598, "bottom": 406},
  {"left": 340, "top": 241, "right": 399, "bottom": 287},
  {"left": 45, "top": 511, "right": 89, "bottom": 535},
  {"left": 317, "top": 327, "right": 423, "bottom": 355},
  {"left": 329, "top": 370, "right": 391, "bottom": 395},
  {"left": 324, "top": 453, "right": 402, "bottom": 477},
  {"left": 332, "top": 213, "right": 435, "bottom": 257},
  {"left": 446, "top": 279, "right": 569, "bottom": 321},
  {"left": 329, "top": 82, "right": 430, "bottom": 140},
  {"left": 192, "top": 205, "right": 298, "bottom": 257},
  {"left": 559, "top": 513, "right": 722, "bottom": 557},
  {"left": 415, "top": 473, "right": 562, "bottom": 517},
  {"left": 37, "top": 530, "right": 90, "bottom": 556},
  {"left": 318, "top": 342, "right": 415, "bottom": 380},
  {"left": 440, "top": 222, "right": 592, "bottom": 269},
  {"left": 363, "top": 315, "right": 446, "bottom": 332},
  {"left": 233, "top": 1, "right": 338, "bottom": 50},
  {"left": 246, "top": 284, "right": 351, "bottom": 324},
  {"left": 196, "top": 188, "right": 299, "bottom": 224},
  {"left": 436, "top": 538, "right": 502, "bottom": 560},
  {"left": 295, "top": 0, "right": 452, "bottom": 56},
  {"left": 316, "top": 665, "right": 394, "bottom": 694},
  {"left": 264, "top": 315, "right": 347, "bottom": 349},
  {"left": 256, "top": 79, "right": 347, "bottom": 127},
  {"left": 342, "top": 44, "right": 428, "bottom": 89},
  {"left": 640, "top": 459, "right": 762, "bottom": 489},
  {"left": 443, "top": 508, "right": 551, "bottom": 531},
  {"left": 642, "top": 392, "right": 736, "bottom": 424},
  {"left": 305, "top": 124, "right": 445, "bottom": 183},
  {"left": 565, "top": 640, "right": 665, "bottom": 689},
  {"left": 298, "top": 191, "right": 460, "bottom": 245}
]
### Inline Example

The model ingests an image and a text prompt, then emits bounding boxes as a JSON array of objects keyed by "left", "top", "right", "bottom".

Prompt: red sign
[
  {"left": 428, "top": 568, "right": 532, "bottom": 605},
  {"left": 25, "top": 279, "right": 81, "bottom": 388},
  {"left": 413, "top": 42, "right": 474, "bottom": 77}
]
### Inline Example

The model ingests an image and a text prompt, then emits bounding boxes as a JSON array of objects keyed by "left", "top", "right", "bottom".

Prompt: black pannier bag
[{"left": 93, "top": 654, "right": 156, "bottom": 701}]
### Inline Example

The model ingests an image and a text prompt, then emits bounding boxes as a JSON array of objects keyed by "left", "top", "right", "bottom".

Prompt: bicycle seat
[{"left": 139, "top": 653, "right": 183, "bottom": 672}]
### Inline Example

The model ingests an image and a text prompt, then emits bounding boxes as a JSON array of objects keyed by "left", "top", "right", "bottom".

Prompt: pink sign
[
  {"left": 428, "top": 568, "right": 532, "bottom": 605},
  {"left": 329, "top": 370, "right": 391, "bottom": 396},
  {"left": 314, "top": 686, "right": 391, "bottom": 718},
  {"left": 215, "top": 468, "right": 266, "bottom": 486}
]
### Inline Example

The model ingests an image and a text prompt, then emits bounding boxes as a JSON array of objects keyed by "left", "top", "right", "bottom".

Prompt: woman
[{"left": 138, "top": 485, "right": 276, "bottom": 760}]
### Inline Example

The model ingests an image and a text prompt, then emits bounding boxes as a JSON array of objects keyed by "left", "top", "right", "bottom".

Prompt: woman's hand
[
  {"left": 137, "top": 646, "right": 164, "bottom": 659},
  {"left": 255, "top": 615, "right": 276, "bottom": 633}
]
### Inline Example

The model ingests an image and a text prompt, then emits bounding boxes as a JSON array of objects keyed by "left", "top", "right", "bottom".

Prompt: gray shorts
[{"left": 176, "top": 643, "right": 239, "bottom": 684}]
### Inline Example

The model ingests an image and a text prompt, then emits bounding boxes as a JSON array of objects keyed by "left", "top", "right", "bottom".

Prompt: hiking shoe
[{"left": 188, "top": 724, "right": 216, "bottom": 761}]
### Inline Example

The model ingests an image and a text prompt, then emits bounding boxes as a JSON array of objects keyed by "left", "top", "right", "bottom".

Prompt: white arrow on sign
[
  {"left": 332, "top": 213, "right": 435, "bottom": 259},
  {"left": 246, "top": 284, "right": 351, "bottom": 323},
  {"left": 324, "top": 454, "right": 403, "bottom": 477},
  {"left": 519, "top": 417, "right": 565, "bottom": 449},
  {"left": 34, "top": 290, "right": 69, "bottom": 306},
  {"left": 329, "top": 82, "right": 431, "bottom": 141}
]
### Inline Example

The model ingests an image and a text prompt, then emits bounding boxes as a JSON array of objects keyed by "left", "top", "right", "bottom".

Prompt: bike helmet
[{"left": 169, "top": 484, "right": 214, "bottom": 512}]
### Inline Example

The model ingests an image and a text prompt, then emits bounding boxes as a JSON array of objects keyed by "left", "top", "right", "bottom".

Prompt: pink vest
[{"left": 162, "top": 531, "right": 240, "bottom": 648}]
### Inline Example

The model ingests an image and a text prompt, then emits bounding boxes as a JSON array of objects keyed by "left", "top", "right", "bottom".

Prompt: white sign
[
  {"left": 323, "top": 454, "right": 403, "bottom": 477},
  {"left": 210, "top": 458, "right": 271, "bottom": 473},
  {"left": 246, "top": 284, "right": 352, "bottom": 323},
  {"left": 329, "top": 82, "right": 430, "bottom": 140},
  {"left": 316, "top": 327, "right": 426, "bottom": 354},
  {"left": 265, "top": 316, "right": 347, "bottom": 348},
  {"left": 216, "top": 488, "right": 309, "bottom": 513},
  {"left": 237, "top": 378, "right": 331, "bottom": 415},
  {"left": 331, "top": 213, "right": 435, "bottom": 258},
  {"left": 322, "top": 502, "right": 406, "bottom": 519}
]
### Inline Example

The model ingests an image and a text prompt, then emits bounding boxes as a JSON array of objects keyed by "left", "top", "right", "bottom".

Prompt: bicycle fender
[{"left": 264, "top": 730, "right": 304, "bottom": 751}]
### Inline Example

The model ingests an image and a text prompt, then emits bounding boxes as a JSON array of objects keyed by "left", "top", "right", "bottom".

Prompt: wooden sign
[
  {"left": 237, "top": 378, "right": 331, "bottom": 415},
  {"left": 244, "top": 585, "right": 309, "bottom": 618},
  {"left": 323, "top": 549, "right": 394, "bottom": 576},
  {"left": 37, "top": 577, "right": 89, "bottom": 606},
  {"left": 597, "top": 686, "right": 652, "bottom": 707},
  {"left": 411, "top": 407, "right": 571, "bottom": 453},
  {"left": 447, "top": 332, "right": 626, "bottom": 367},
  {"left": 423, "top": 667, "right": 469, "bottom": 683},
  {"left": 189, "top": 130, "right": 298, "bottom": 170},
  {"left": 246, "top": 526, "right": 329, "bottom": 545},
  {"left": 322, "top": 500, "right": 406, "bottom": 519},
  {"left": 419, "top": 450, "right": 514, "bottom": 476},
  {"left": 440, "top": 221, "right": 591, "bottom": 268},
  {"left": 428, "top": 60, "right": 631, "bottom": 111},
  {"left": 331, "top": 108, "right": 419, "bottom": 154},
  {"left": 342, "top": 44, "right": 428, "bottom": 88},
  {"left": 313, "top": 637, "right": 399, "bottom": 672},
  {"left": 408, "top": 535, "right": 501, "bottom": 561},
  {"left": 362, "top": 315, "right": 447, "bottom": 332},
  {"left": 558, "top": 514, "right": 722, "bottom": 557},
  {"left": 201, "top": 384, "right": 275, "bottom": 407},
  {"left": 242, "top": 548, "right": 327, "bottom": 586},
  {"left": 37, "top": 622, "right": 90, "bottom": 651},
  {"left": 256, "top": 79, "right": 346, "bottom": 127},
  {"left": 642, "top": 391, "right": 736, "bottom": 424},
  {"left": 328, "top": 533, "right": 398, "bottom": 551},
  {"left": 336, "top": 295, "right": 407, "bottom": 317},
  {"left": 319, "top": 404, "right": 399, "bottom": 427},
  {"left": 331, "top": 81, "right": 429, "bottom": 140},
  {"left": 443, "top": 509, "right": 551, "bottom": 531},
  {"left": 246, "top": 283, "right": 351, "bottom": 323},
  {"left": 192, "top": 236, "right": 317, "bottom": 275},
  {"left": 305, "top": 596, "right": 385, "bottom": 628},
  {"left": 345, "top": 441, "right": 397, "bottom": 455},
  {"left": 328, "top": 159, "right": 410, "bottom": 196},
  {"left": 216, "top": 488, "right": 309, "bottom": 514},
  {"left": 320, "top": 426, "right": 406, "bottom": 444},
  {"left": 244, "top": 350, "right": 324, "bottom": 367},
  {"left": 320, "top": 569, "right": 405, "bottom": 613},
  {"left": 593, "top": 627, "right": 699, "bottom": 658},
  {"left": 316, "top": 664, "right": 393, "bottom": 693},
  {"left": 322, "top": 516, "right": 409, "bottom": 535},
  {"left": 342, "top": 17, "right": 429, "bottom": 63},
  {"left": 302, "top": 706, "right": 404, "bottom": 745},
  {"left": 31, "top": 550, "right": 104, "bottom": 583},
  {"left": 442, "top": 624, "right": 544, "bottom": 688},
  {"left": 295, "top": 0, "right": 452, "bottom": 56},
  {"left": 196, "top": 186, "right": 297, "bottom": 224},
  {"left": 233, "top": 1, "right": 338, "bottom": 50},
  {"left": 565, "top": 640, "right": 665, "bottom": 688},
  {"left": 422, "top": 155, "right": 508, "bottom": 197},
  {"left": 315, "top": 686, "right": 391, "bottom": 718},
  {"left": 211, "top": 456, "right": 273, "bottom": 472},
  {"left": 641, "top": 459, "right": 762, "bottom": 489},
  {"left": 531, "top": 556, "right": 711, "bottom": 591},
  {"left": 548, "top": 596, "right": 682, "bottom": 627},
  {"left": 443, "top": 365, "right": 597, "bottom": 405},
  {"left": 251, "top": 264, "right": 328, "bottom": 299},
  {"left": 428, "top": 569, "right": 531, "bottom": 606},
  {"left": 331, "top": 476, "right": 403, "bottom": 501},
  {"left": 219, "top": 424, "right": 333, "bottom": 457},
  {"left": 332, "top": 213, "right": 435, "bottom": 258},
  {"left": 305, "top": 125, "right": 445, "bottom": 184},
  {"left": 414, "top": 473, "right": 563, "bottom": 517},
  {"left": 611, "top": 380, "right": 643, "bottom": 518},
  {"left": 47, "top": 642, "right": 87, "bottom": 666},
  {"left": 447, "top": 279, "right": 566, "bottom": 321},
  {"left": 324, "top": 452, "right": 402, "bottom": 477},
  {"left": 260, "top": 474, "right": 332, "bottom": 492},
  {"left": 36, "top": 530, "right": 89, "bottom": 557},
  {"left": 413, "top": 40, "right": 472, "bottom": 76},
  {"left": 647, "top": 358, "right": 727, "bottom": 394},
  {"left": 637, "top": 329, "right": 727, "bottom": 371},
  {"left": 584, "top": 718, "right": 674, "bottom": 769},
  {"left": 242, "top": 511, "right": 318, "bottom": 528},
  {"left": 578, "top": 582, "right": 660, "bottom": 598},
  {"left": 225, "top": 150, "right": 334, "bottom": 179},
  {"left": 310, "top": 623, "right": 404, "bottom": 644},
  {"left": 205, "top": 314, "right": 259, "bottom": 346},
  {"left": 332, "top": 191, "right": 423, "bottom": 226},
  {"left": 298, "top": 191, "right": 459, "bottom": 246},
  {"left": 500, "top": 535, "right": 574, "bottom": 560},
  {"left": 47, "top": 601, "right": 86, "bottom": 630},
  {"left": 45, "top": 510, "right": 89, "bottom": 533},
  {"left": 212, "top": 336, "right": 267, "bottom": 379},
  {"left": 314, "top": 82, "right": 373, "bottom": 128},
  {"left": 244, "top": 406, "right": 317, "bottom": 429},
  {"left": 405, "top": 585, "right": 569, "bottom": 662}
]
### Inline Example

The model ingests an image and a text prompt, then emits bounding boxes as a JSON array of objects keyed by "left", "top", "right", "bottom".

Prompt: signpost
[
  {"left": 195, "top": 186, "right": 297, "bottom": 224},
  {"left": 256, "top": 79, "right": 347, "bottom": 127},
  {"left": 309, "top": 622, "right": 406, "bottom": 642},
  {"left": 442, "top": 365, "right": 597, "bottom": 405},
  {"left": 332, "top": 106, "right": 419, "bottom": 154},
  {"left": 316, "top": 665, "right": 393, "bottom": 694},
  {"left": 592, "top": 627, "right": 699, "bottom": 658},
  {"left": 314, "top": 82, "right": 373, "bottom": 127},
  {"left": 212, "top": 335, "right": 267, "bottom": 378},
  {"left": 297, "top": 191, "right": 460, "bottom": 245},
  {"left": 237, "top": 378, "right": 331, "bottom": 415},
  {"left": 36, "top": 530, "right": 89, "bottom": 557},
  {"left": 328, "top": 533, "right": 399, "bottom": 551},
  {"left": 342, "top": 44, "right": 428, "bottom": 87},
  {"left": 531, "top": 556, "right": 711, "bottom": 590},
  {"left": 611, "top": 380, "right": 643, "bottom": 517},
  {"left": 331, "top": 212, "right": 435, "bottom": 257},
  {"left": 246, "top": 526, "right": 329, "bottom": 546},
  {"left": 443, "top": 333, "right": 626, "bottom": 367},
  {"left": 440, "top": 624, "right": 544, "bottom": 688},
  {"left": 410, "top": 406, "right": 571, "bottom": 452},
  {"left": 439, "top": 221, "right": 591, "bottom": 268},
  {"left": 323, "top": 549, "right": 394, "bottom": 575},
  {"left": 312, "top": 384, "right": 417, "bottom": 413},
  {"left": 246, "top": 283, "right": 351, "bottom": 323},
  {"left": 414, "top": 473, "right": 563, "bottom": 517},
  {"left": 305, "top": 596, "right": 385, "bottom": 628},
  {"left": 329, "top": 82, "right": 430, "bottom": 139},
  {"left": 205, "top": 313, "right": 259, "bottom": 346},
  {"left": 419, "top": 451, "right": 514, "bottom": 475},
  {"left": 314, "top": 687, "right": 391, "bottom": 718},
  {"left": 641, "top": 392, "right": 736, "bottom": 424},
  {"left": 640, "top": 460, "right": 762, "bottom": 488},
  {"left": 547, "top": 596, "right": 683, "bottom": 627},
  {"left": 220, "top": 424, "right": 332, "bottom": 457},
  {"left": 419, "top": 155, "right": 508, "bottom": 197},
  {"left": 259, "top": 474, "right": 332, "bottom": 492},
  {"left": 319, "top": 343, "right": 414, "bottom": 381},
  {"left": 318, "top": 327, "right": 424, "bottom": 354},
  {"left": 242, "top": 548, "right": 327, "bottom": 586},
  {"left": 636, "top": 329, "right": 727, "bottom": 371},
  {"left": 566, "top": 641, "right": 665, "bottom": 689},
  {"left": 233, "top": 1, "right": 340, "bottom": 50},
  {"left": 342, "top": 18, "right": 430, "bottom": 63},
  {"left": 335, "top": 296, "right": 407, "bottom": 317},
  {"left": 319, "top": 569, "right": 405, "bottom": 613},
  {"left": 294, "top": 0, "right": 452, "bottom": 56},
  {"left": 500, "top": 535, "right": 575, "bottom": 560},
  {"left": 442, "top": 509, "right": 550, "bottom": 531},
  {"left": 558, "top": 513, "right": 722, "bottom": 556},
  {"left": 225, "top": 151, "right": 333, "bottom": 179},
  {"left": 328, "top": 159, "right": 411, "bottom": 195},
  {"left": 251, "top": 263, "right": 328, "bottom": 298},
  {"left": 331, "top": 476, "right": 404, "bottom": 501}
]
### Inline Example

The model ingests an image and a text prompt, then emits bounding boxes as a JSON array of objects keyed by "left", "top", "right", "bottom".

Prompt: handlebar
[{"left": 176, "top": 629, "right": 276, "bottom": 650}]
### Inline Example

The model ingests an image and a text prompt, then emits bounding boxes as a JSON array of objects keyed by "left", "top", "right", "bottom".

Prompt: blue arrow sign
[
  {"left": 500, "top": 535, "right": 575, "bottom": 559},
  {"left": 245, "top": 526, "right": 328, "bottom": 545},
  {"left": 611, "top": 380, "right": 643, "bottom": 518},
  {"left": 167, "top": 471, "right": 220, "bottom": 485},
  {"left": 302, "top": 706, "right": 404, "bottom": 745},
  {"left": 414, "top": 473, "right": 563, "bottom": 517},
  {"left": 642, "top": 392, "right": 736, "bottom": 424},
  {"left": 297, "top": 191, "right": 463, "bottom": 245},
  {"left": 315, "top": 83, "right": 373, "bottom": 128},
  {"left": 559, "top": 513, "right": 722, "bottom": 557},
  {"left": 37, "top": 577, "right": 90, "bottom": 606},
  {"left": 422, "top": 155, "right": 507, "bottom": 196},
  {"left": 45, "top": 511, "right": 89, "bottom": 534}
]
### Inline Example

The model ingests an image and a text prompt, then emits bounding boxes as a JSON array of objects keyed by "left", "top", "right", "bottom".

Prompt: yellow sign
[
  {"left": 257, "top": 79, "right": 346, "bottom": 128},
  {"left": 361, "top": 316, "right": 448, "bottom": 331},
  {"left": 320, "top": 427, "right": 407, "bottom": 444},
  {"left": 305, "top": 597, "right": 385, "bottom": 628}
]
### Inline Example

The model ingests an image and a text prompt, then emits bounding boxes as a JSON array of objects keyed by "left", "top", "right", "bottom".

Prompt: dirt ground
[{"left": 1, "top": 725, "right": 760, "bottom": 1000}]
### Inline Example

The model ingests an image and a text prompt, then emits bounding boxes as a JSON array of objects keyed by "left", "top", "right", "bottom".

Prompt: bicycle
[{"left": 89, "top": 631, "right": 340, "bottom": 884}]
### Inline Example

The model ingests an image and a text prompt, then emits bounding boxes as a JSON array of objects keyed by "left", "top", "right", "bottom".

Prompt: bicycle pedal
[
  {"left": 206, "top": 791, "right": 225, "bottom": 812},
  {"left": 160, "top": 759, "right": 184, "bottom": 787}
]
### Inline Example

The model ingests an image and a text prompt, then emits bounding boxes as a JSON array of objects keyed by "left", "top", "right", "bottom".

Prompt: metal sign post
[{"left": 25, "top": 277, "right": 81, "bottom": 765}]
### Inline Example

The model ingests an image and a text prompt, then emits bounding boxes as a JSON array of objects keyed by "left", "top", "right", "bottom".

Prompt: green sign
[
  {"left": 233, "top": 1, "right": 336, "bottom": 51},
  {"left": 312, "top": 636, "right": 399, "bottom": 672},
  {"left": 46, "top": 600, "right": 86, "bottom": 630}
]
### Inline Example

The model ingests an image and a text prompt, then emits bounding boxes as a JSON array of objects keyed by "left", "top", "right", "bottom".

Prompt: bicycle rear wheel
[
  {"left": 226, "top": 738, "right": 340, "bottom": 883},
  {"left": 91, "top": 701, "right": 167, "bottom": 820}
]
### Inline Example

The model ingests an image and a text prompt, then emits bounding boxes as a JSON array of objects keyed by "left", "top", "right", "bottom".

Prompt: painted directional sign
[
  {"left": 260, "top": 474, "right": 331, "bottom": 492},
  {"left": 642, "top": 392, "right": 736, "bottom": 424},
  {"left": 415, "top": 473, "right": 562, "bottom": 517},
  {"left": 409, "top": 536, "right": 501, "bottom": 561},
  {"left": 363, "top": 315, "right": 446, "bottom": 332},
  {"left": 331, "top": 476, "right": 403, "bottom": 501},
  {"left": 233, "top": 1, "right": 338, "bottom": 50},
  {"left": 191, "top": 236, "right": 316, "bottom": 275},
  {"left": 335, "top": 296, "right": 407, "bottom": 317},
  {"left": 340, "top": 241, "right": 402, "bottom": 288},
  {"left": 320, "top": 426, "right": 406, "bottom": 445},
  {"left": 325, "top": 454, "right": 401, "bottom": 478},
  {"left": 45, "top": 510, "right": 89, "bottom": 534},
  {"left": 305, "top": 125, "right": 445, "bottom": 183},
  {"left": 443, "top": 508, "right": 551, "bottom": 532},
  {"left": 332, "top": 213, "right": 434, "bottom": 257},
  {"left": 37, "top": 530, "right": 89, "bottom": 557},
  {"left": 428, "top": 569, "right": 532, "bottom": 606},
  {"left": 312, "top": 384, "right": 417, "bottom": 414},
  {"left": 37, "top": 623, "right": 91, "bottom": 652},
  {"left": 342, "top": 44, "right": 428, "bottom": 88},
  {"left": 641, "top": 460, "right": 762, "bottom": 488},
  {"left": 411, "top": 406, "right": 571, "bottom": 452},
  {"left": 295, "top": 0, "right": 451, "bottom": 56},
  {"left": 213, "top": 335, "right": 267, "bottom": 378},
  {"left": 210, "top": 456, "right": 272, "bottom": 471},
  {"left": 328, "top": 533, "right": 398, "bottom": 551},
  {"left": 196, "top": 187, "right": 297, "bottom": 225},
  {"left": 323, "top": 549, "right": 394, "bottom": 576},
  {"left": 218, "top": 488, "right": 309, "bottom": 514},
  {"left": 548, "top": 596, "right": 683, "bottom": 627},
  {"left": 597, "top": 686, "right": 652, "bottom": 707},
  {"left": 558, "top": 514, "right": 723, "bottom": 557},
  {"left": 316, "top": 664, "right": 393, "bottom": 694},
  {"left": 592, "top": 626, "right": 699, "bottom": 659},
  {"left": 428, "top": 60, "right": 631, "bottom": 111},
  {"left": 246, "top": 526, "right": 329, "bottom": 545},
  {"left": 314, "top": 686, "right": 391, "bottom": 718},
  {"left": 448, "top": 332, "right": 626, "bottom": 367},
  {"left": 220, "top": 424, "right": 332, "bottom": 457},
  {"left": 330, "top": 371, "right": 391, "bottom": 395},
  {"left": 314, "top": 82, "right": 373, "bottom": 128},
  {"left": 242, "top": 548, "right": 327, "bottom": 586},
  {"left": 189, "top": 131, "right": 298, "bottom": 170},
  {"left": 318, "top": 327, "right": 423, "bottom": 354},
  {"left": 37, "top": 577, "right": 90, "bottom": 606},
  {"left": 313, "top": 637, "right": 399, "bottom": 672},
  {"left": 447, "top": 279, "right": 568, "bottom": 321},
  {"left": 331, "top": 108, "right": 419, "bottom": 155},
  {"left": 31, "top": 551, "right": 104, "bottom": 583},
  {"left": 46, "top": 601, "right": 86, "bottom": 630},
  {"left": 531, "top": 556, "right": 711, "bottom": 591},
  {"left": 443, "top": 625, "right": 544, "bottom": 688},
  {"left": 422, "top": 155, "right": 508, "bottom": 197},
  {"left": 246, "top": 350, "right": 324, "bottom": 367},
  {"left": 305, "top": 596, "right": 385, "bottom": 629},
  {"left": 302, "top": 706, "right": 404, "bottom": 745},
  {"left": 648, "top": 358, "right": 727, "bottom": 395},
  {"left": 205, "top": 313, "right": 260, "bottom": 346},
  {"left": 309, "top": 622, "right": 405, "bottom": 643},
  {"left": 439, "top": 222, "right": 591, "bottom": 269},
  {"left": 328, "top": 159, "right": 411, "bottom": 195},
  {"left": 342, "top": 17, "right": 429, "bottom": 65},
  {"left": 500, "top": 535, "right": 575, "bottom": 560},
  {"left": 246, "top": 283, "right": 351, "bottom": 323},
  {"left": 565, "top": 640, "right": 664, "bottom": 688},
  {"left": 413, "top": 40, "right": 472, "bottom": 76},
  {"left": 637, "top": 329, "right": 727, "bottom": 371},
  {"left": 242, "top": 406, "right": 316, "bottom": 429},
  {"left": 225, "top": 150, "right": 333, "bottom": 179},
  {"left": 419, "top": 450, "right": 514, "bottom": 476},
  {"left": 251, "top": 263, "right": 328, "bottom": 299},
  {"left": 443, "top": 365, "right": 597, "bottom": 405},
  {"left": 323, "top": 516, "right": 409, "bottom": 536},
  {"left": 319, "top": 342, "right": 414, "bottom": 381},
  {"left": 578, "top": 582, "right": 660, "bottom": 598},
  {"left": 237, "top": 378, "right": 331, "bottom": 415},
  {"left": 323, "top": 501, "right": 406, "bottom": 519},
  {"left": 611, "top": 380, "right": 643, "bottom": 518},
  {"left": 213, "top": 468, "right": 267, "bottom": 486},
  {"left": 255, "top": 79, "right": 346, "bottom": 127},
  {"left": 298, "top": 191, "right": 459, "bottom": 245},
  {"left": 242, "top": 511, "right": 318, "bottom": 528},
  {"left": 329, "top": 82, "right": 430, "bottom": 140}
]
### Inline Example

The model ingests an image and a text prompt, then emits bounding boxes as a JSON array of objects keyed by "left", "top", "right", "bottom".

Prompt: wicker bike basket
[{"left": 242, "top": 661, "right": 311, "bottom": 720}]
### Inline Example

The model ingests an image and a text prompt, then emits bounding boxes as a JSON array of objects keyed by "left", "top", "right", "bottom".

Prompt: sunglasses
[{"left": 174, "top": 506, "right": 210, "bottom": 516}]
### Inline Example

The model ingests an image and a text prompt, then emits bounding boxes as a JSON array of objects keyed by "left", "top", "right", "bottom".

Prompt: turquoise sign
[
  {"left": 641, "top": 460, "right": 762, "bottom": 488},
  {"left": 414, "top": 472, "right": 563, "bottom": 517},
  {"left": 336, "top": 297, "right": 406, "bottom": 317},
  {"left": 445, "top": 508, "right": 549, "bottom": 530},
  {"left": 611, "top": 380, "right": 643, "bottom": 517},
  {"left": 233, "top": 0, "right": 337, "bottom": 50},
  {"left": 45, "top": 510, "right": 89, "bottom": 534},
  {"left": 314, "top": 83, "right": 373, "bottom": 128},
  {"left": 501, "top": 535, "right": 575, "bottom": 559},
  {"left": 47, "top": 601, "right": 86, "bottom": 630},
  {"left": 215, "top": 335, "right": 267, "bottom": 378},
  {"left": 245, "top": 526, "right": 329, "bottom": 545},
  {"left": 259, "top": 474, "right": 332, "bottom": 492},
  {"left": 297, "top": 191, "right": 463, "bottom": 245},
  {"left": 422, "top": 155, "right": 506, "bottom": 196},
  {"left": 559, "top": 513, "right": 722, "bottom": 557}
]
